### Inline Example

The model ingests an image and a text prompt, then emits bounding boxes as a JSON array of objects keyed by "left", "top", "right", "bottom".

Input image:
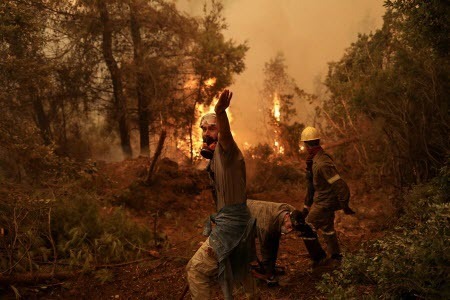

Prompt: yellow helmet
[{"left": 300, "top": 126, "right": 320, "bottom": 142}]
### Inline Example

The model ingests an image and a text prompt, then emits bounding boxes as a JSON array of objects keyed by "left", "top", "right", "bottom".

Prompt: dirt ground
[{"left": 2, "top": 157, "right": 393, "bottom": 299}]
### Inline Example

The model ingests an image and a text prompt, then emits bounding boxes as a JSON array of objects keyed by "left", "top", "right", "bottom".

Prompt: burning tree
[
  {"left": 262, "top": 53, "right": 315, "bottom": 158},
  {"left": 176, "top": 1, "right": 247, "bottom": 162}
]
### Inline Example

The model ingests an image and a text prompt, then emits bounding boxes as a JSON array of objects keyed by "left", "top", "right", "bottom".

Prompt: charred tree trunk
[
  {"left": 130, "top": 2, "right": 150, "bottom": 156},
  {"left": 188, "top": 79, "right": 203, "bottom": 162},
  {"left": 146, "top": 129, "right": 167, "bottom": 185},
  {"left": 32, "top": 92, "right": 52, "bottom": 145},
  {"left": 97, "top": 0, "right": 132, "bottom": 158},
  {"left": 188, "top": 114, "right": 194, "bottom": 163}
]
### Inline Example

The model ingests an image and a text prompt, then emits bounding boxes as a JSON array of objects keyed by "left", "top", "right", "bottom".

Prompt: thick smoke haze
[{"left": 177, "top": 0, "right": 386, "bottom": 146}]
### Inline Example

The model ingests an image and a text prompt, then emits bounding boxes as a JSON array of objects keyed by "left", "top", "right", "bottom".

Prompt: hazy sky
[{"left": 177, "top": 0, "right": 386, "bottom": 146}]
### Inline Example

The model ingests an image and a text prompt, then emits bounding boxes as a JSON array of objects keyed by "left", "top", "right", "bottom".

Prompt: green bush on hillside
[
  {"left": 317, "top": 167, "right": 450, "bottom": 299},
  {"left": 0, "top": 188, "right": 155, "bottom": 274}
]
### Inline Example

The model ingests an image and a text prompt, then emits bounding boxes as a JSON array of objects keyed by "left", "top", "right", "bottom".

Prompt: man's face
[
  {"left": 201, "top": 123, "right": 218, "bottom": 142},
  {"left": 200, "top": 116, "right": 219, "bottom": 159},
  {"left": 281, "top": 213, "right": 293, "bottom": 235}
]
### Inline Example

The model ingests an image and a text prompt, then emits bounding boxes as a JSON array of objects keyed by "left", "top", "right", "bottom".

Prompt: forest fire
[
  {"left": 273, "top": 93, "right": 281, "bottom": 122},
  {"left": 272, "top": 93, "right": 283, "bottom": 154},
  {"left": 204, "top": 77, "right": 217, "bottom": 87},
  {"left": 2, "top": 1, "right": 447, "bottom": 299}
]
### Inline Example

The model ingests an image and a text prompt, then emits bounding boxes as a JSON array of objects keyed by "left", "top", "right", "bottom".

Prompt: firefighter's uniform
[{"left": 305, "top": 149, "right": 350, "bottom": 258}]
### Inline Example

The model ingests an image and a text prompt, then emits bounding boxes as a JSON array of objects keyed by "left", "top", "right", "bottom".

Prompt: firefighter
[
  {"left": 300, "top": 126, "right": 355, "bottom": 263},
  {"left": 185, "top": 90, "right": 258, "bottom": 300}
]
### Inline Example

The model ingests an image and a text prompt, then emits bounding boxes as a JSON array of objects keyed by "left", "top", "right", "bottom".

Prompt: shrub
[
  {"left": 317, "top": 166, "right": 450, "bottom": 299},
  {"left": 53, "top": 193, "right": 155, "bottom": 268},
  {"left": 0, "top": 184, "right": 156, "bottom": 274}
]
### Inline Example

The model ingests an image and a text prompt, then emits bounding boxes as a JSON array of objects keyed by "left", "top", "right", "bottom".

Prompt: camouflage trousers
[
  {"left": 305, "top": 206, "right": 341, "bottom": 257},
  {"left": 186, "top": 238, "right": 259, "bottom": 299}
]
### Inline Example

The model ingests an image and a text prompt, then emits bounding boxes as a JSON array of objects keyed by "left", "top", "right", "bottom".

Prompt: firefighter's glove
[{"left": 343, "top": 207, "right": 355, "bottom": 215}]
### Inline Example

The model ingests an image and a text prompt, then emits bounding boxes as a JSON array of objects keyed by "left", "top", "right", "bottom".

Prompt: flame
[
  {"left": 271, "top": 93, "right": 284, "bottom": 154},
  {"left": 300, "top": 145, "right": 305, "bottom": 152},
  {"left": 274, "top": 140, "right": 284, "bottom": 154},
  {"left": 204, "top": 78, "right": 217, "bottom": 87},
  {"left": 273, "top": 93, "right": 280, "bottom": 122}
]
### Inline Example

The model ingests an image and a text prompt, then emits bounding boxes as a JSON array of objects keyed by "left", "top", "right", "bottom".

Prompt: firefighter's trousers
[{"left": 306, "top": 206, "right": 341, "bottom": 257}]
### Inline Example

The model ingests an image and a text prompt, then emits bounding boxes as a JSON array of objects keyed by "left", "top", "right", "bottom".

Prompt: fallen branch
[
  {"left": 0, "top": 271, "right": 78, "bottom": 285},
  {"left": 37, "top": 256, "right": 159, "bottom": 269},
  {"left": 179, "top": 283, "right": 189, "bottom": 300}
]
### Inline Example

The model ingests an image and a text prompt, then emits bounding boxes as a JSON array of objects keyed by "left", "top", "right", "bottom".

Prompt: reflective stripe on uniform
[
  {"left": 301, "top": 237, "right": 317, "bottom": 240},
  {"left": 327, "top": 174, "right": 341, "bottom": 184},
  {"left": 306, "top": 222, "right": 317, "bottom": 232},
  {"left": 322, "top": 230, "right": 336, "bottom": 236}
]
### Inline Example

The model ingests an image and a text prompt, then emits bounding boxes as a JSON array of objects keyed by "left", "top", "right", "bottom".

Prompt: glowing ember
[
  {"left": 204, "top": 78, "right": 217, "bottom": 87},
  {"left": 274, "top": 140, "right": 284, "bottom": 154},
  {"left": 273, "top": 93, "right": 281, "bottom": 122}
]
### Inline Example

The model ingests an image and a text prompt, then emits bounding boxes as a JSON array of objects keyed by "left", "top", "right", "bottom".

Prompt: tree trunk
[
  {"left": 189, "top": 79, "right": 203, "bottom": 162},
  {"left": 146, "top": 129, "right": 167, "bottom": 185},
  {"left": 130, "top": 1, "right": 150, "bottom": 156},
  {"left": 188, "top": 118, "right": 194, "bottom": 162},
  {"left": 97, "top": 0, "right": 132, "bottom": 158},
  {"left": 31, "top": 92, "right": 52, "bottom": 145}
]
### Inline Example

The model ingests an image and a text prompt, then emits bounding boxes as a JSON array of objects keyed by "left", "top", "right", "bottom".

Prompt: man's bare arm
[{"left": 215, "top": 90, "right": 234, "bottom": 151}]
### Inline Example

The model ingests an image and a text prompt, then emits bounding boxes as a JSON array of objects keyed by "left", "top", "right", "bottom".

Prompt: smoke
[{"left": 177, "top": 0, "right": 385, "bottom": 146}]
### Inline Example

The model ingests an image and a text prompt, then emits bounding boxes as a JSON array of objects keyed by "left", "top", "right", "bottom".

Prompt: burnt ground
[{"left": 1, "top": 157, "right": 394, "bottom": 299}]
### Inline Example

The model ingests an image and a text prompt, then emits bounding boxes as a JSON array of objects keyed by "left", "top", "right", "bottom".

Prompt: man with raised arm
[{"left": 186, "top": 90, "right": 258, "bottom": 300}]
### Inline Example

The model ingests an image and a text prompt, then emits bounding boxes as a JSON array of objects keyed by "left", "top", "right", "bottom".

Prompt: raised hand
[{"left": 215, "top": 89, "right": 233, "bottom": 114}]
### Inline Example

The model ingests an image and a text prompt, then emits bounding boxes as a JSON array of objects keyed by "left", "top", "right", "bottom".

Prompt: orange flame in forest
[
  {"left": 204, "top": 78, "right": 217, "bottom": 87},
  {"left": 272, "top": 93, "right": 283, "bottom": 154},
  {"left": 273, "top": 93, "right": 281, "bottom": 122}
]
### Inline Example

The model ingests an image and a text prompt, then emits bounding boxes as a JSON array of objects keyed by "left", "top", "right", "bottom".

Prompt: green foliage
[
  {"left": 94, "top": 268, "right": 114, "bottom": 284},
  {"left": 317, "top": 168, "right": 450, "bottom": 299},
  {"left": 192, "top": 0, "right": 249, "bottom": 102},
  {"left": 0, "top": 181, "right": 155, "bottom": 274},
  {"left": 385, "top": 0, "right": 450, "bottom": 56},
  {"left": 53, "top": 195, "right": 153, "bottom": 267},
  {"left": 322, "top": 2, "right": 449, "bottom": 186}
]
